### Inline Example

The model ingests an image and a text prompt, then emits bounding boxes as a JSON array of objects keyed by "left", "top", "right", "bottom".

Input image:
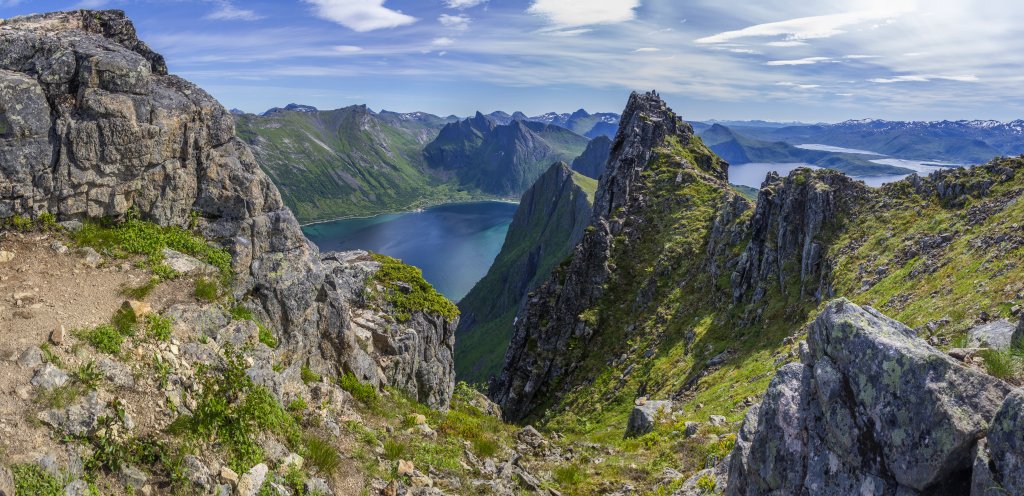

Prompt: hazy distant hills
[
  {"left": 723, "top": 119, "right": 1024, "bottom": 165},
  {"left": 697, "top": 123, "right": 914, "bottom": 176}
]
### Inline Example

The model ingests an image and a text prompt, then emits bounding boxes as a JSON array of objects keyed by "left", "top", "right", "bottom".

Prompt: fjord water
[{"left": 303, "top": 201, "right": 518, "bottom": 302}]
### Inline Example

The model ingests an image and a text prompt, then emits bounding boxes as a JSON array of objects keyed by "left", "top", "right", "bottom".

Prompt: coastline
[{"left": 299, "top": 196, "right": 520, "bottom": 227}]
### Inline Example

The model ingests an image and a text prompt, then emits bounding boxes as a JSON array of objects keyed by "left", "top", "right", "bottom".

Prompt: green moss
[
  {"left": 367, "top": 253, "right": 459, "bottom": 322},
  {"left": 337, "top": 373, "right": 379, "bottom": 409},
  {"left": 12, "top": 464, "right": 65, "bottom": 495}
]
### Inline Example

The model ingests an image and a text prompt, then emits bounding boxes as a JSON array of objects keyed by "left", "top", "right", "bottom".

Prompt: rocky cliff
[
  {"left": 456, "top": 162, "right": 596, "bottom": 383},
  {"left": 490, "top": 91, "right": 733, "bottom": 421},
  {"left": 0, "top": 10, "right": 456, "bottom": 409},
  {"left": 725, "top": 299, "right": 1014, "bottom": 495},
  {"left": 570, "top": 135, "right": 611, "bottom": 180}
]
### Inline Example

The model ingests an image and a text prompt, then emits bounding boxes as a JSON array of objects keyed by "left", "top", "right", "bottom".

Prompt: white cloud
[
  {"left": 776, "top": 82, "right": 820, "bottom": 89},
  {"left": 844, "top": 54, "right": 878, "bottom": 59},
  {"left": 870, "top": 74, "right": 979, "bottom": 83},
  {"left": 303, "top": 0, "right": 416, "bottom": 32},
  {"left": 332, "top": 45, "right": 364, "bottom": 54},
  {"left": 206, "top": 1, "right": 263, "bottom": 21},
  {"left": 431, "top": 37, "right": 456, "bottom": 47},
  {"left": 0, "top": 0, "right": 24, "bottom": 6},
  {"left": 439, "top": 14, "right": 471, "bottom": 31},
  {"left": 766, "top": 40, "right": 807, "bottom": 47},
  {"left": 633, "top": 47, "right": 659, "bottom": 52},
  {"left": 444, "top": 0, "right": 487, "bottom": 8},
  {"left": 545, "top": 28, "right": 592, "bottom": 37},
  {"left": 528, "top": 0, "right": 641, "bottom": 28},
  {"left": 696, "top": 8, "right": 908, "bottom": 45},
  {"left": 766, "top": 56, "right": 832, "bottom": 66},
  {"left": 728, "top": 48, "right": 761, "bottom": 54}
]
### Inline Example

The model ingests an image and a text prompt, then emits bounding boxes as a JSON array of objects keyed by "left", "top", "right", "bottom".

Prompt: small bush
[
  {"left": 553, "top": 463, "right": 585, "bottom": 487},
  {"left": 301, "top": 365, "right": 322, "bottom": 385},
  {"left": 229, "top": 305, "right": 254, "bottom": 321},
  {"left": 122, "top": 277, "right": 160, "bottom": 300},
  {"left": 8, "top": 215, "right": 32, "bottom": 232},
  {"left": 367, "top": 254, "right": 459, "bottom": 322},
  {"left": 74, "top": 361, "right": 103, "bottom": 389},
  {"left": 76, "top": 324, "right": 125, "bottom": 355},
  {"left": 258, "top": 323, "right": 278, "bottom": 348},
  {"left": 111, "top": 305, "right": 138, "bottom": 336},
  {"left": 696, "top": 474, "right": 717, "bottom": 492},
  {"left": 383, "top": 438, "right": 406, "bottom": 461},
  {"left": 337, "top": 373, "right": 378, "bottom": 408},
  {"left": 471, "top": 437, "right": 499, "bottom": 458},
  {"left": 37, "top": 212, "right": 59, "bottom": 231},
  {"left": 145, "top": 314, "right": 173, "bottom": 341},
  {"left": 287, "top": 397, "right": 308, "bottom": 413},
  {"left": 981, "top": 349, "right": 1016, "bottom": 379},
  {"left": 304, "top": 436, "right": 340, "bottom": 475},
  {"left": 11, "top": 463, "right": 65, "bottom": 495},
  {"left": 194, "top": 277, "right": 220, "bottom": 302}
]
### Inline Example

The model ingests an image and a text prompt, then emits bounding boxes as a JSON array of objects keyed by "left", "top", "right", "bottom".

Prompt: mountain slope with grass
[
  {"left": 455, "top": 162, "right": 597, "bottom": 384},
  {"left": 488, "top": 91, "right": 1024, "bottom": 495},
  {"left": 234, "top": 105, "right": 476, "bottom": 223},
  {"left": 424, "top": 113, "right": 590, "bottom": 197}
]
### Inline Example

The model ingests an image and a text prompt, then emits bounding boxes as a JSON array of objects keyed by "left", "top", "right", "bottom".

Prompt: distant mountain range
[
  {"left": 473, "top": 108, "right": 620, "bottom": 139},
  {"left": 713, "top": 118, "right": 1024, "bottom": 165},
  {"left": 424, "top": 112, "right": 590, "bottom": 197}
]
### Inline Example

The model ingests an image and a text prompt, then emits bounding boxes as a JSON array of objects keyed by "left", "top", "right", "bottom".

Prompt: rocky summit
[{"left": 0, "top": 9, "right": 456, "bottom": 407}]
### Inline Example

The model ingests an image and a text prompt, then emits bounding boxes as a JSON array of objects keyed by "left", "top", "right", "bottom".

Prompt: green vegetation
[
  {"left": 235, "top": 106, "right": 495, "bottom": 223},
  {"left": 145, "top": 314, "right": 173, "bottom": 342},
  {"left": 11, "top": 464, "right": 65, "bottom": 495},
  {"left": 75, "top": 324, "right": 127, "bottom": 355},
  {"left": 193, "top": 277, "right": 221, "bottom": 302},
  {"left": 367, "top": 254, "right": 459, "bottom": 322},
  {"left": 456, "top": 163, "right": 595, "bottom": 382},
  {"left": 304, "top": 435, "right": 341, "bottom": 475},
  {"left": 301, "top": 365, "right": 322, "bottom": 384},
  {"left": 72, "top": 212, "right": 232, "bottom": 282},
  {"left": 337, "top": 372, "right": 379, "bottom": 409}
]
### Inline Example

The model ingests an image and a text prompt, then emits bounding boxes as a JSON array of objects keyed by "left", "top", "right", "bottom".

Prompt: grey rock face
[
  {"left": 625, "top": 400, "right": 672, "bottom": 438},
  {"left": 0, "top": 466, "right": 12, "bottom": 496},
  {"left": 731, "top": 170, "right": 868, "bottom": 304},
  {"left": 490, "top": 91, "right": 729, "bottom": 421},
  {"left": 32, "top": 362, "right": 69, "bottom": 390},
  {"left": 967, "top": 319, "right": 1016, "bottom": 349},
  {"left": 977, "top": 389, "right": 1024, "bottom": 493},
  {"left": 726, "top": 299, "right": 1013, "bottom": 495},
  {"left": 0, "top": 10, "right": 457, "bottom": 409}
]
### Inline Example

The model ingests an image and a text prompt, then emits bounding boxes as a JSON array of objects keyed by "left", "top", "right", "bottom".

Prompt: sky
[{"left": 2, "top": 0, "right": 1023, "bottom": 122}]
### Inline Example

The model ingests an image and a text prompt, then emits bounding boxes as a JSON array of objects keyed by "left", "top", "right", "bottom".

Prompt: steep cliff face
[
  {"left": 490, "top": 91, "right": 734, "bottom": 421},
  {"left": 0, "top": 10, "right": 456, "bottom": 408},
  {"left": 456, "top": 162, "right": 596, "bottom": 383},
  {"left": 732, "top": 169, "right": 869, "bottom": 304},
  {"left": 570, "top": 135, "right": 612, "bottom": 179}
]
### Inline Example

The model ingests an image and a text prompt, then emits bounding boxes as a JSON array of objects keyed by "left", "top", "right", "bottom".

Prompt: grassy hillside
[
  {"left": 235, "top": 107, "right": 483, "bottom": 223},
  {"left": 456, "top": 163, "right": 596, "bottom": 383}
]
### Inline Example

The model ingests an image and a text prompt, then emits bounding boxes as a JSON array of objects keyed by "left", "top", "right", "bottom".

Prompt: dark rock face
[
  {"left": 456, "top": 162, "right": 594, "bottom": 382},
  {"left": 731, "top": 170, "right": 869, "bottom": 304},
  {"left": 570, "top": 135, "right": 612, "bottom": 179},
  {"left": 973, "top": 390, "right": 1024, "bottom": 494},
  {"left": 489, "top": 91, "right": 728, "bottom": 421},
  {"left": 0, "top": 10, "right": 455, "bottom": 408},
  {"left": 726, "top": 299, "right": 1013, "bottom": 495}
]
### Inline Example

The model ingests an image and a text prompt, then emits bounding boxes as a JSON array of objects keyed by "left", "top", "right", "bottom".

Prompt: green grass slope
[
  {"left": 234, "top": 106, "right": 479, "bottom": 223},
  {"left": 456, "top": 163, "right": 596, "bottom": 383}
]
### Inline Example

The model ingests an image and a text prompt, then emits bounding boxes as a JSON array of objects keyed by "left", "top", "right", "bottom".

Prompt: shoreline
[{"left": 299, "top": 197, "right": 520, "bottom": 227}]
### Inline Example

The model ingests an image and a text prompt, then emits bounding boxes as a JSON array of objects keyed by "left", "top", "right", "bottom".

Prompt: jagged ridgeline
[
  {"left": 490, "top": 91, "right": 1024, "bottom": 493},
  {"left": 456, "top": 162, "right": 597, "bottom": 383}
]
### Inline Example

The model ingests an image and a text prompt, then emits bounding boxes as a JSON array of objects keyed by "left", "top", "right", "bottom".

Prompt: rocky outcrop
[
  {"left": 973, "top": 390, "right": 1024, "bottom": 494},
  {"left": 726, "top": 299, "right": 1013, "bottom": 495},
  {"left": 731, "top": 169, "right": 869, "bottom": 304},
  {"left": 625, "top": 399, "right": 672, "bottom": 438},
  {"left": 570, "top": 135, "right": 612, "bottom": 179},
  {"left": 490, "top": 91, "right": 730, "bottom": 421},
  {"left": 0, "top": 10, "right": 456, "bottom": 408},
  {"left": 456, "top": 162, "right": 595, "bottom": 382}
]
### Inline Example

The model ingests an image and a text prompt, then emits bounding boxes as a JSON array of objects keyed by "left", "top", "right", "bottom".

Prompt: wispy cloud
[
  {"left": 777, "top": 82, "right": 821, "bottom": 89},
  {"left": 528, "top": 0, "right": 640, "bottom": 28},
  {"left": 444, "top": 0, "right": 487, "bottom": 8},
  {"left": 303, "top": 0, "right": 416, "bottom": 32},
  {"left": 695, "top": 9, "right": 908, "bottom": 45},
  {"left": 633, "top": 47, "right": 659, "bottom": 53},
  {"left": 870, "top": 74, "right": 979, "bottom": 83},
  {"left": 205, "top": 1, "right": 263, "bottom": 21},
  {"left": 439, "top": 14, "right": 471, "bottom": 31},
  {"left": 765, "top": 56, "right": 832, "bottom": 66}
]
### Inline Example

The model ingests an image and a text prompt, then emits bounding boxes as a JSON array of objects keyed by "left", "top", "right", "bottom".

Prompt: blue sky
[{"left": 3, "top": 0, "right": 1023, "bottom": 122}]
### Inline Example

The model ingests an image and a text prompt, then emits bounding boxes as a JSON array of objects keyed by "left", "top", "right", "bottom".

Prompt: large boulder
[
  {"left": 973, "top": 389, "right": 1024, "bottom": 494},
  {"left": 967, "top": 319, "right": 1016, "bottom": 349},
  {"left": 726, "top": 299, "right": 1013, "bottom": 495},
  {"left": 625, "top": 400, "right": 672, "bottom": 438}
]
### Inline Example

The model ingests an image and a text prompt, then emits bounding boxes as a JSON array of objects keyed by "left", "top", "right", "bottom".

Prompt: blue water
[{"left": 302, "top": 202, "right": 518, "bottom": 302}]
